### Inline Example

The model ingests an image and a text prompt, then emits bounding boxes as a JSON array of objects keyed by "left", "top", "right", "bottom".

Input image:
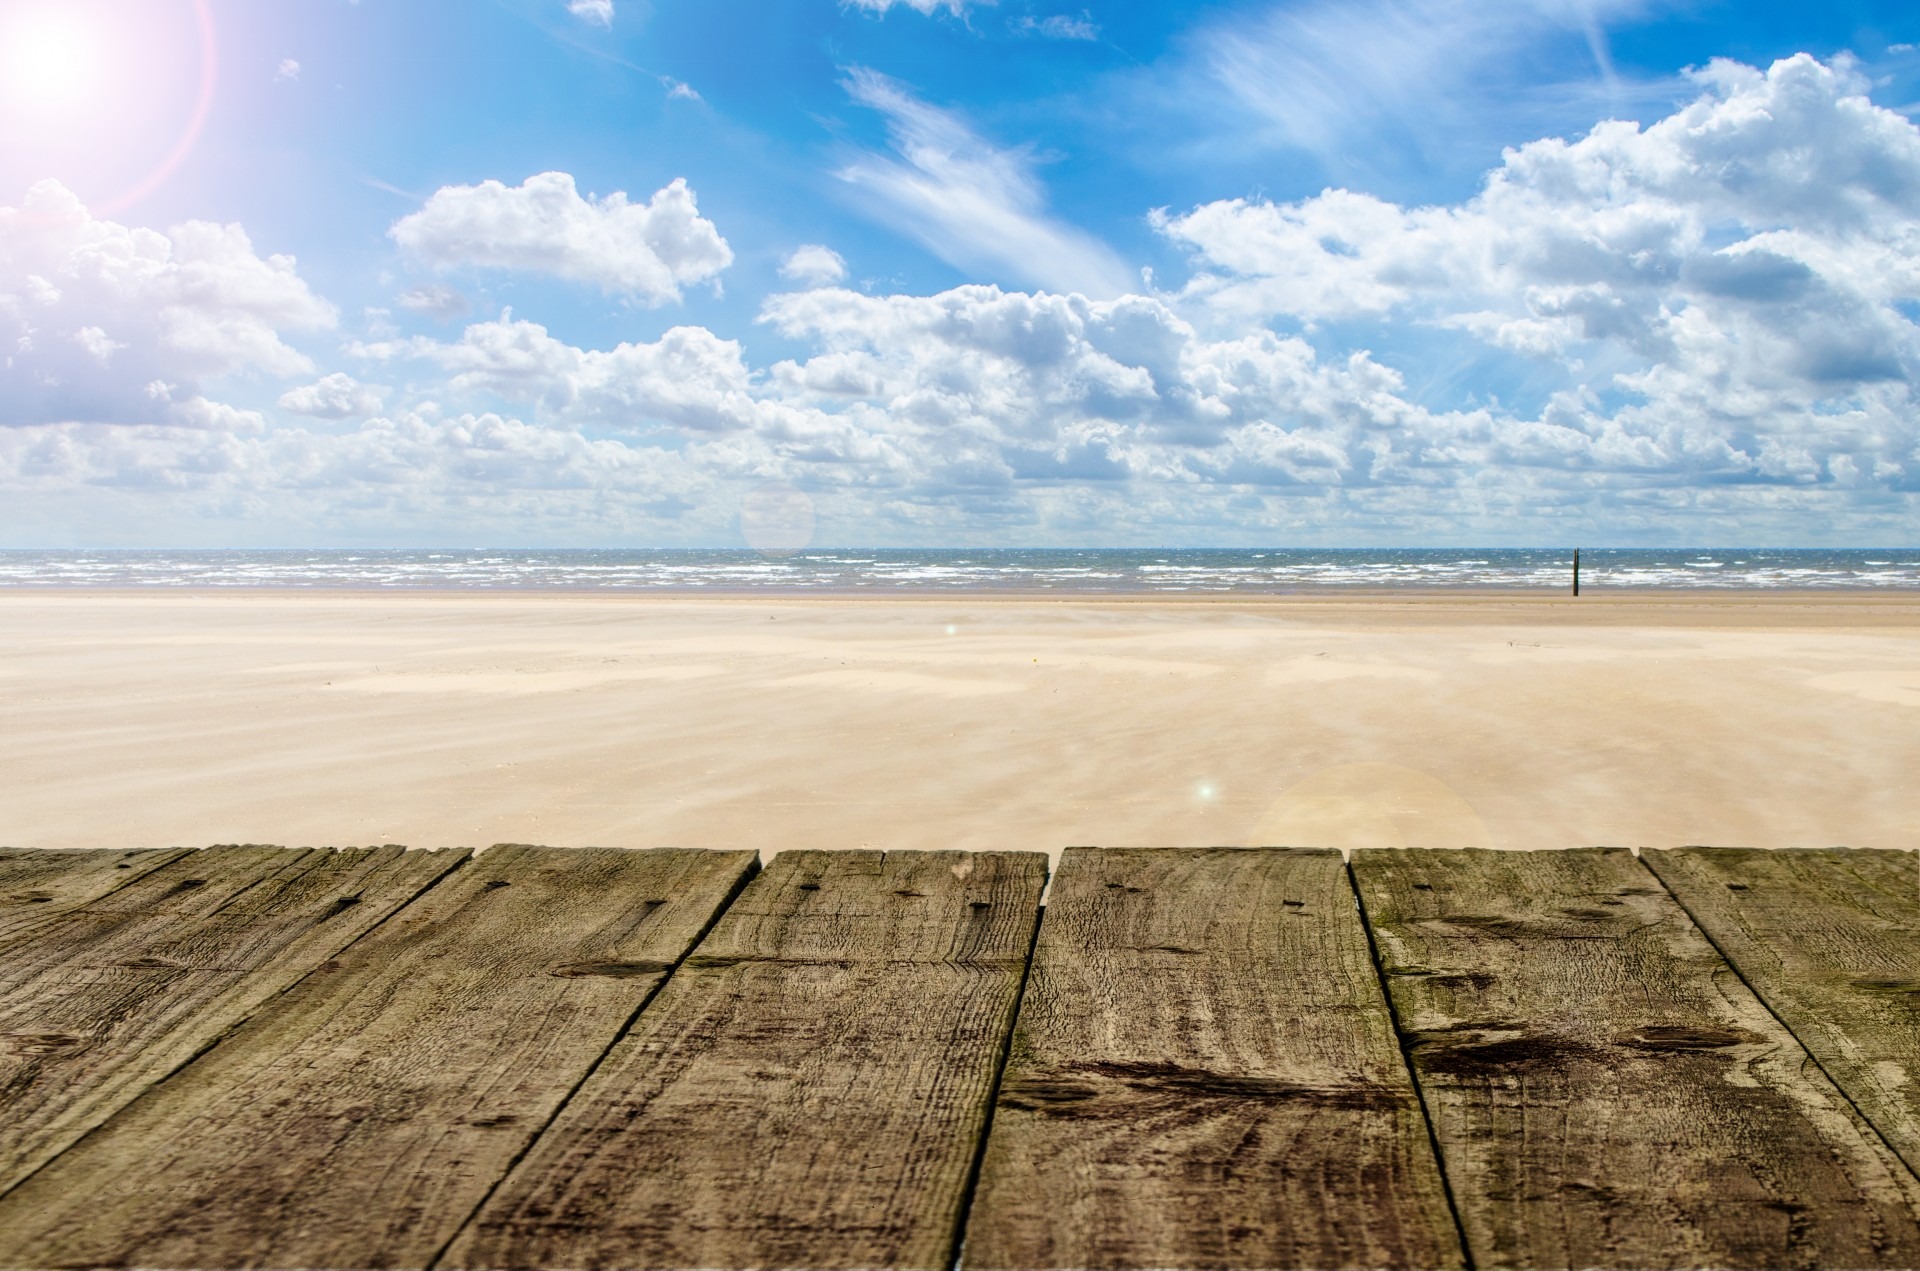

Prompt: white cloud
[
  {"left": 275, "top": 58, "right": 301, "bottom": 82},
  {"left": 278, "top": 372, "right": 384, "bottom": 419},
  {"left": 1160, "top": 56, "right": 1920, "bottom": 372},
  {"left": 355, "top": 315, "right": 772, "bottom": 435},
  {"left": 9, "top": 60, "right": 1920, "bottom": 545},
  {"left": 1154, "top": 56, "right": 1920, "bottom": 500},
  {"left": 780, "top": 245, "right": 849, "bottom": 287},
  {"left": 0, "top": 411, "right": 718, "bottom": 541},
  {"left": 0, "top": 179, "right": 335, "bottom": 429},
  {"left": 843, "top": 0, "right": 980, "bottom": 15},
  {"left": 567, "top": 0, "right": 614, "bottom": 27},
  {"left": 1011, "top": 13, "right": 1097, "bottom": 40},
  {"left": 663, "top": 78, "right": 701, "bottom": 102},
  {"left": 396, "top": 283, "right": 470, "bottom": 320},
  {"left": 389, "top": 172, "right": 733, "bottom": 303},
  {"left": 837, "top": 69, "right": 1133, "bottom": 298}
]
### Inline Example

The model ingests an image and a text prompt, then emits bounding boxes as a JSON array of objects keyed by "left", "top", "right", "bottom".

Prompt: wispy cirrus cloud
[
  {"left": 836, "top": 68, "right": 1133, "bottom": 298},
  {"left": 1196, "top": 0, "right": 1669, "bottom": 173},
  {"left": 842, "top": 0, "right": 982, "bottom": 15},
  {"left": 1011, "top": 13, "right": 1098, "bottom": 40}
]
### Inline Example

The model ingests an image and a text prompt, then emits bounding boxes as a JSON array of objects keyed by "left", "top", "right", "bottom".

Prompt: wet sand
[{"left": 3, "top": 590, "right": 1917, "bottom": 859}]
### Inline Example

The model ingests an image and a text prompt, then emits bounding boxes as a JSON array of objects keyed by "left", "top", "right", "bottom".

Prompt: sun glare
[{"left": 4, "top": 9, "right": 103, "bottom": 111}]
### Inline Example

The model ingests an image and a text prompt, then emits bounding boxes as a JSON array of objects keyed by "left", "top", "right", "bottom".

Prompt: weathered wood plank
[
  {"left": 0, "top": 848, "right": 193, "bottom": 949},
  {"left": 1353, "top": 847, "right": 1920, "bottom": 1270},
  {"left": 961, "top": 847, "right": 1464, "bottom": 1271},
  {"left": 0, "top": 844, "right": 462, "bottom": 1199},
  {"left": 443, "top": 849, "right": 1048, "bottom": 1271},
  {"left": 0, "top": 845, "right": 756, "bottom": 1271},
  {"left": 1646, "top": 848, "right": 1920, "bottom": 1178}
]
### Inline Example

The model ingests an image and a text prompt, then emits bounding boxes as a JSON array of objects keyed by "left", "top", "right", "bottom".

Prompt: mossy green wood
[
  {"left": 1354, "top": 847, "right": 1920, "bottom": 1270},
  {"left": 444, "top": 849, "right": 1048, "bottom": 1271},
  {"left": 0, "top": 845, "right": 755, "bottom": 1271},
  {"left": 962, "top": 847, "right": 1464, "bottom": 1271},
  {"left": 0, "top": 848, "right": 194, "bottom": 949},
  {"left": 1645, "top": 848, "right": 1920, "bottom": 1177},
  {"left": 0, "top": 844, "right": 463, "bottom": 1199}
]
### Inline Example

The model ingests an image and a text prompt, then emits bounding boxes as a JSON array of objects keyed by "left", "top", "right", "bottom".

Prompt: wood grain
[
  {"left": 962, "top": 847, "right": 1462, "bottom": 1271},
  {"left": 0, "top": 844, "right": 462, "bottom": 1199},
  {"left": 1353, "top": 847, "right": 1920, "bottom": 1270},
  {"left": 0, "top": 845, "right": 755, "bottom": 1271},
  {"left": 1646, "top": 848, "right": 1920, "bottom": 1177},
  {"left": 443, "top": 849, "right": 1048, "bottom": 1271},
  {"left": 0, "top": 848, "right": 192, "bottom": 950}
]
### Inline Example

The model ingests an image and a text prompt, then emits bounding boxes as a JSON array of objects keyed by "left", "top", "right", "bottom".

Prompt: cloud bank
[{"left": 4, "top": 56, "right": 1918, "bottom": 544}]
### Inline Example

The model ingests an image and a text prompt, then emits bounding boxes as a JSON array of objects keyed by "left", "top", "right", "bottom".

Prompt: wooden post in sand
[{"left": 1573, "top": 548, "right": 1581, "bottom": 596}]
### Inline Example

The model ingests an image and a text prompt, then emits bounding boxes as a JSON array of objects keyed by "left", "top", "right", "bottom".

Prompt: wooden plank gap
[
  {"left": 0, "top": 845, "right": 759, "bottom": 1270},
  {"left": 1353, "top": 846, "right": 1920, "bottom": 1270},
  {"left": 44, "top": 843, "right": 485, "bottom": 1157},
  {"left": 946, "top": 891, "right": 1047, "bottom": 1271},
  {"left": 423, "top": 849, "right": 762, "bottom": 1270},
  {"left": 1644, "top": 848, "right": 1920, "bottom": 1182},
  {"left": 1637, "top": 851, "right": 1920, "bottom": 1186},
  {"left": 963, "top": 848, "right": 1460, "bottom": 1271},
  {"left": 0, "top": 844, "right": 472, "bottom": 1203},
  {"left": 443, "top": 849, "right": 1050, "bottom": 1271},
  {"left": 0, "top": 849, "right": 198, "bottom": 954},
  {"left": 1347, "top": 856, "right": 1476, "bottom": 1271}
]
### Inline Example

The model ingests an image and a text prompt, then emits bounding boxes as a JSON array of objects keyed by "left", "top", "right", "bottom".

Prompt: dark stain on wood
[
  {"left": 0, "top": 846, "right": 753, "bottom": 1271},
  {"left": 1355, "top": 846, "right": 1920, "bottom": 1271},
  {"left": 963, "top": 847, "right": 1463, "bottom": 1271},
  {"left": 1647, "top": 847, "right": 1920, "bottom": 1181}
]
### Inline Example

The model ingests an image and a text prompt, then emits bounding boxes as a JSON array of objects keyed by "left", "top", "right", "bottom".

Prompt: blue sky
[{"left": 2, "top": 0, "right": 1918, "bottom": 545}]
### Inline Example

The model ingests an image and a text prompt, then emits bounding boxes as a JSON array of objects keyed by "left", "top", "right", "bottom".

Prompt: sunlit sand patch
[
  {"left": 1249, "top": 762, "right": 1492, "bottom": 849},
  {"left": 332, "top": 665, "right": 723, "bottom": 694},
  {"left": 772, "top": 669, "right": 1019, "bottom": 698},
  {"left": 1264, "top": 657, "right": 1438, "bottom": 686},
  {"left": 1805, "top": 670, "right": 1920, "bottom": 707}
]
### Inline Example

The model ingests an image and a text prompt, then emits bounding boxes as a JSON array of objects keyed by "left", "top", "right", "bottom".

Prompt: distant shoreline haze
[{"left": 2, "top": 549, "right": 1917, "bottom": 592}]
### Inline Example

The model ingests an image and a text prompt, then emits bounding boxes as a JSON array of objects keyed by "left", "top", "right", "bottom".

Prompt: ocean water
[{"left": 0, "top": 548, "right": 1917, "bottom": 592}]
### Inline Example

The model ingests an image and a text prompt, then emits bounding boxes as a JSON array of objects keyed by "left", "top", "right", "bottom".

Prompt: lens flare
[
  {"left": 99, "top": 0, "right": 218, "bottom": 215},
  {"left": 3, "top": 9, "right": 103, "bottom": 110},
  {"left": 0, "top": 0, "right": 220, "bottom": 217}
]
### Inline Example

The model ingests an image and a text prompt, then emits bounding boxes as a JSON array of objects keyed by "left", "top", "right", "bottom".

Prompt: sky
[{"left": 1, "top": 0, "right": 1919, "bottom": 547}]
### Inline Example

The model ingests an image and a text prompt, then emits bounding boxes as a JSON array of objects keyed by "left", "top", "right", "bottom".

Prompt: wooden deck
[{"left": 0, "top": 845, "right": 1915, "bottom": 1270}]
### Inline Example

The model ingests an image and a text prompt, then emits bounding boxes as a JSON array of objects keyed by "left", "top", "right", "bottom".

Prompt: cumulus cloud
[
  {"left": 0, "top": 179, "right": 335, "bottom": 429},
  {"left": 1159, "top": 57, "right": 1920, "bottom": 435},
  {"left": 11, "top": 58, "right": 1920, "bottom": 543},
  {"left": 0, "top": 411, "right": 717, "bottom": 540},
  {"left": 278, "top": 372, "right": 384, "bottom": 419},
  {"left": 780, "top": 245, "right": 849, "bottom": 287},
  {"left": 837, "top": 69, "right": 1133, "bottom": 298},
  {"left": 354, "top": 315, "right": 775, "bottom": 435},
  {"left": 567, "top": 0, "right": 614, "bottom": 26},
  {"left": 276, "top": 58, "right": 301, "bottom": 81},
  {"left": 389, "top": 172, "right": 733, "bottom": 303}
]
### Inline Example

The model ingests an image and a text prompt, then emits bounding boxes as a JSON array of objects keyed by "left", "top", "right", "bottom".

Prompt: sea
[{"left": 0, "top": 548, "right": 1917, "bottom": 592}]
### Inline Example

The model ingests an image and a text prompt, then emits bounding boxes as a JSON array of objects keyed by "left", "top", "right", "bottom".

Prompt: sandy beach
[{"left": 2, "top": 589, "right": 1917, "bottom": 860}]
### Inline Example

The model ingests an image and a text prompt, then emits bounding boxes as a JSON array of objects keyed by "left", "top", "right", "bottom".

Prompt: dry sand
[{"left": 3, "top": 590, "right": 1918, "bottom": 860}]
